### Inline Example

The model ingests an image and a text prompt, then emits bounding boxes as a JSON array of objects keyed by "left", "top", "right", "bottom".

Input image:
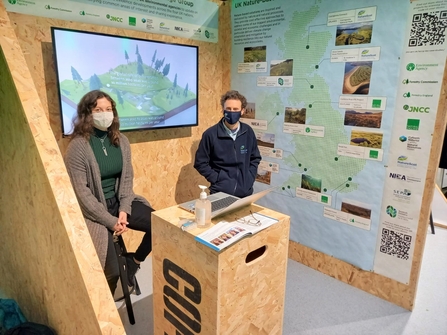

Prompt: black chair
[{"left": 113, "top": 234, "right": 141, "bottom": 325}]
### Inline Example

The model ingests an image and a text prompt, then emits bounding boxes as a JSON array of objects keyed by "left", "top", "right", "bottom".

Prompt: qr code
[
  {"left": 379, "top": 228, "right": 412, "bottom": 260},
  {"left": 409, "top": 11, "right": 447, "bottom": 47}
]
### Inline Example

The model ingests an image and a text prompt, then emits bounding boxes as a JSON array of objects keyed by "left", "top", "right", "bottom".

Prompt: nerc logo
[
  {"left": 175, "top": 26, "right": 184, "bottom": 31},
  {"left": 358, "top": 10, "right": 366, "bottom": 15},
  {"left": 362, "top": 49, "right": 369, "bottom": 54},
  {"left": 389, "top": 172, "right": 406, "bottom": 180},
  {"left": 398, "top": 155, "right": 408, "bottom": 161},
  {"left": 399, "top": 135, "right": 407, "bottom": 142}
]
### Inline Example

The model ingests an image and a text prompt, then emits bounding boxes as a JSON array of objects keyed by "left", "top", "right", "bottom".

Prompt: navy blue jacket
[{"left": 194, "top": 119, "right": 261, "bottom": 198}]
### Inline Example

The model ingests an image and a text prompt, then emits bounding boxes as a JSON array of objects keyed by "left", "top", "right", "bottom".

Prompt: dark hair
[
  {"left": 70, "top": 90, "right": 120, "bottom": 146},
  {"left": 220, "top": 90, "right": 247, "bottom": 110}
]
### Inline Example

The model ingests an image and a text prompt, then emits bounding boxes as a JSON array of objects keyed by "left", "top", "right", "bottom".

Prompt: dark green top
[{"left": 89, "top": 128, "right": 123, "bottom": 199}]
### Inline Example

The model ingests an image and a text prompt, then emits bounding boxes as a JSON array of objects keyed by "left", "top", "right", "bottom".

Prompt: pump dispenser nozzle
[{"left": 199, "top": 185, "right": 208, "bottom": 200}]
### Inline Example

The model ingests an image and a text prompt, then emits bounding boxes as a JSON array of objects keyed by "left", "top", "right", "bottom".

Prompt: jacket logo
[{"left": 240, "top": 145, "right": 248, "bottom": 154}]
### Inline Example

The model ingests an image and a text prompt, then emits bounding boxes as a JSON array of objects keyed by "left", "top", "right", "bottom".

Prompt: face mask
[
  {"left": 92, "top": 111, "right": 114, "bottom": 131},
  {"left": 224, "top": 110, "right": 242, "bottom": 125}
]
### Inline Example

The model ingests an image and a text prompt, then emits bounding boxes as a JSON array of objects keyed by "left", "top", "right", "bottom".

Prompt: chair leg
[
  {"left": 114, "top": 235, "right": 136, "bottom": 325},
  {"left": 429, "top": 211, "right": 435, "bottom": 235},
  {"left": 117, "top": 237, "right": 141, "bottom": 296},
  {"left": 134, "top": 277, "right": 141, "bottom": 296}
]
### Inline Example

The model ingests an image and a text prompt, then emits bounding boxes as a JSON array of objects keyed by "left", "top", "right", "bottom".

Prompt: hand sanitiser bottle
[{"left": 195, "top": 185, "right": 211, "bottom": 228}]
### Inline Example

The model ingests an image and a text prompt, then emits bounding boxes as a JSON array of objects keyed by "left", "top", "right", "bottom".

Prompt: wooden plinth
[{"left": 151, "top": 205, "right": 290, "bottom": 335}]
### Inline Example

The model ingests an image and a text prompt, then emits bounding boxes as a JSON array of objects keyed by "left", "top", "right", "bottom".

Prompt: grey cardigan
[{"left": 64, "top": 134, "right": 149, "bottom": 267}]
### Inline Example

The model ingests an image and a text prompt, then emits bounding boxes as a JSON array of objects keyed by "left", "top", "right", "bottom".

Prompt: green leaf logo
[{"left": 406, "top": 63, "right": 415, "bottom": 71}]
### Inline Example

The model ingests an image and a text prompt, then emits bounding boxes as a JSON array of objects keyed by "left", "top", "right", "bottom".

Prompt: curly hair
[
  {"left": 220, "top": 90, "right": 247, "bottom": 110},
  {"left": 70, "top": 90, "right": 120, "bottom": 146}
]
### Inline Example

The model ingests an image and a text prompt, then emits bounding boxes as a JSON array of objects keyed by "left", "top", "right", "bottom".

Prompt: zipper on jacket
[{"left": 233, "top": 141, "right": 239, "bottom": 194}]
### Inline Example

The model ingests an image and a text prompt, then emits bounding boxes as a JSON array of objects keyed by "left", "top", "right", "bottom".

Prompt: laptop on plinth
[{"left": 178, "top": 187, "right": 275, "bottom": 219}]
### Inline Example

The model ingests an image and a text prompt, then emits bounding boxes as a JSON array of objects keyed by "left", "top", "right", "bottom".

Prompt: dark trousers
[{"left": 103, "top": 196, "right": 154, "bottom": 294}]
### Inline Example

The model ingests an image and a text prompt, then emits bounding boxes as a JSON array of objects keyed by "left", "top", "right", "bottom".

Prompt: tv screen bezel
[{"left": 50, "top": 26, "right": 199, "bottom": 136}]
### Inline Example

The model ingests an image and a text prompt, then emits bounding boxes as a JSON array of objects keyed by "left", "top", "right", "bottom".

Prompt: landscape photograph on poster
[
  {"left": 244, "top": 45, "right": 267, "bottom": 62},
  {"left": 301, "top": 174, "right": 322, "bottom": 193},
  {"left": 243, "top": 102, "right": 256, "bottom": 119},
  {"left": 284, "top": 107, "right": 306, "bottom": 124},
  {"left": 341, "top": 200, "right": 372, "bottom": 220},
  {"left": 270, "top": 59, "right": 294, "bottom": 76},
  {"left": 350, "top": 129, "right": 383, "bottom": 148},
  {"left": 256, "top": 169, "right": 272, "bottom": 185},
  {"left": 344, "top": 109, "right": 382, "bottom": 128},
  {"left": 256, "top": 132, "right": 275, "bottom": 148},
  {"left": 335, "top": 22, "right": 373, "bottom": 46},
  {"left": 342, "top": 61, "right": 373, "bottom": 95}
]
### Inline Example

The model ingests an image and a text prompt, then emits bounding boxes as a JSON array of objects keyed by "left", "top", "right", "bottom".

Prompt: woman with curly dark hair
[{"left": 65, "top": 90, "right": 153, "bottom": 295}]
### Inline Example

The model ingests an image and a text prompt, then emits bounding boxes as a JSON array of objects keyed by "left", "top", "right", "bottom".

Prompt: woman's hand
[
  {"left": 118, "top": 211, "right": 128, "bottom": 226},
  {"left": 113, "top": 222, "right": 128, "bottom": 235},
  {"left": 113, "top": 211, "right": 129, "bottom": 236}
]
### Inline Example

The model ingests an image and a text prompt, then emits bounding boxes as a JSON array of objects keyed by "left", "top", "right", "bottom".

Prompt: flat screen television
[{"left": 51, "top": 27, "right": 198, "bottom": 135}]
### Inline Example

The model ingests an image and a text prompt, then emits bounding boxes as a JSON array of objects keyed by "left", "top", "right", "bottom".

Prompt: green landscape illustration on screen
[{"left": 59, "top": 44, "right": 196, "bottom": 130}]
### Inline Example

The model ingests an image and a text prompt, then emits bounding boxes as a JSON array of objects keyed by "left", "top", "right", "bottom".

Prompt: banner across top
[{"left": 3, "top": 0, "right": 219, "bottom": 43}]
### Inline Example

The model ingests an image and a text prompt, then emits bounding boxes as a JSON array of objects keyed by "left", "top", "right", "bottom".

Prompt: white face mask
[{"left": 92, "top": 111, "right": 114, "bottom": 131}]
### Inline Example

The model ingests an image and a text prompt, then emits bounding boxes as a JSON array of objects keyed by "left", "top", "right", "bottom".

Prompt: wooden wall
[{"left": 0, "top": 2, "right": 124, "bottom": 333}]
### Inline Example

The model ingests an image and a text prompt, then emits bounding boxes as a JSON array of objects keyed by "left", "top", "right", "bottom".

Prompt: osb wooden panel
[
  {"left": 217, "top": 207, "right": 290, "bottom": 335},
  {"left": 151, "top": 205, "right": 289, "bottom": 334},
  {"left": 7, "top": 0, "right": 230, "bottom": 251},
  {"left": 0, "top": 4, "right": 124, "bottom": 334},
  {"left": 152, "top": 212, "right": 220, "bottom": 335}
]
